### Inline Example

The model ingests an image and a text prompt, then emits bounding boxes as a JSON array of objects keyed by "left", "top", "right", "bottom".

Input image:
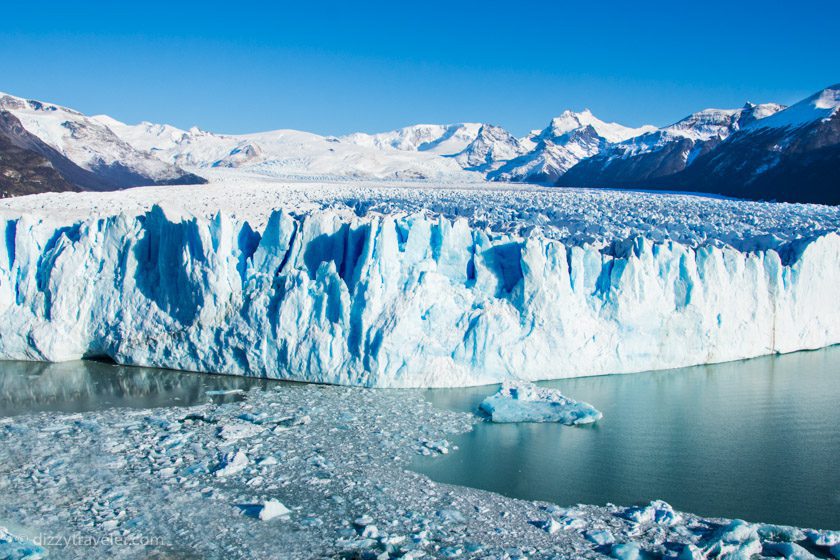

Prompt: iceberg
[
  {"left": 1, "top": 195, "right": 839, "bottom": 388},
  {"left": 479, "top": 382, "right": 602, "bottom": 424}
]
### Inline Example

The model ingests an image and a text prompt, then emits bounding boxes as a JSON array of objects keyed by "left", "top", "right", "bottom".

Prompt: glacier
[{"left": 1, "top": 184, "right": 839, "bottom": 388}]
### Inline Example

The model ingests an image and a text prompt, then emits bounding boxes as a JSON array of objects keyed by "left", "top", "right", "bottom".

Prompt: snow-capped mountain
[
  {"left": 489, "top": 110, "right": 655, "bottom": 183},
  {"left": 0, "top": 111, "right": 79, "bottom": 197},
  {"left": 558, "top": 102, "right": 786, "bottom": 187},
  {"left": 655, "top": 85, "right": 840, "bottom": 204},
  {"left": 1, "top": 85, "right": 838, "bottom": 204},
  {"left": 544, "top": 109, "right": 657, "bottom": 143},
  {"left": 341, "top": 123, "right": 483, "bottom": 155},
  {"left": 100, "top": 118, "right": 481, "bottom": 181},
  {"left": 0, "top": 93, "right": 205, "bottom": 190},
  {"left": 452, "top": 125, "right": 528, "bottom": 171}
]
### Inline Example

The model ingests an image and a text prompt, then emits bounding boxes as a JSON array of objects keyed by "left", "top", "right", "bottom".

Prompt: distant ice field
[{"left": 2, "top": 173, "right": 839, "bottom": 251}]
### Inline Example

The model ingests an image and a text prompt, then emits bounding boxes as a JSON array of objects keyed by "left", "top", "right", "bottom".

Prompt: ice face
[
  {"left": 1, "top": 202, "right": 839, "bottom": 388},
  {"left": 478, "top": 382, "right": 602, "bottom": 424}
]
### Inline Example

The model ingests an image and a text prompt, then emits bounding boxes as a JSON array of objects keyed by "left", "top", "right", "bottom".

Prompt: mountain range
[{"left": 1, "top": 85, "right": 837, "bottom": 203}]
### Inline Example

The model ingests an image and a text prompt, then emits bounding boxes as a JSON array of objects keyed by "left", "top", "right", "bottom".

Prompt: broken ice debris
[
  {"left": 586, "top": 529, "right": 615, "bottom": 545},
  {"left": 214, "top": 450, "right": 249, "bottom": 477},
  {"left": 479, "top": 381, "right": 602, "bottom": 424},
  {"left": 236, "top": 499, "right": 291, "bottom": 521},
  {"left": 622, "top": 500, "right": 681, "bottom": 526},
  {"left": 258, "top": 499, "right": 291, "bottom": 521},
  {"left": 0, "top": 526, "right": 46, "bottom": 560}
]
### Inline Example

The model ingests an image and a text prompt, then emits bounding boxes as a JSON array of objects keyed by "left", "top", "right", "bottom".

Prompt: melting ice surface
[{"left": 478, "top": 381, "right": 602, "bottom": 424}]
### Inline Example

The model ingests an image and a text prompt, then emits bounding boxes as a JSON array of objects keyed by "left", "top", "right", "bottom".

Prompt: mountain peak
[
  {"left": 814, "top": 84, "right": 840, "bottom": 110},
  {"left": 546, "top": 110, "right": 654, "bottom": 144},
  {"left": 746, "top": 84, "right": 839, "bottom": 131}
]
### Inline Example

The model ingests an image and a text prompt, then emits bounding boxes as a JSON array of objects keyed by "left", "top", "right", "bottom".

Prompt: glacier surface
[{"left": 1, "top": 181, "right": 839, "bottom": 387}]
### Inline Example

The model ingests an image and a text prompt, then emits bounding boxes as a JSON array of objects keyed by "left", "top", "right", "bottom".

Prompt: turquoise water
[{"left": 414, "top": 348, "right": 840, "bottom": 530}]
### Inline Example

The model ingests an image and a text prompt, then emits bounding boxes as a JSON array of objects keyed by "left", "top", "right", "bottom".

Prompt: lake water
[
  {"left": 2, "top": 350, "right": 838, "bottom": 530},
  {"left": 414, "top": 347, "right": 840, "bottom": 530},
  {"left": 0, "top": 359, "right": 273, "bottom": 417}
]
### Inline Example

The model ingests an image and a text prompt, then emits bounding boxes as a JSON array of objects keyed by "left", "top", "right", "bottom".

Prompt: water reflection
[
  {"left": 415, "top": 347, "right": 840, "bottom": 530},
  {"left": 0, "top": 360, "right": 272, "bottom": 417}
]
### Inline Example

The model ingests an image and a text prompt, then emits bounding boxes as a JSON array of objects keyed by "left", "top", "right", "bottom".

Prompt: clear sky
[{"left": 2, "top": 0, "right": 838, "bottom": 136}]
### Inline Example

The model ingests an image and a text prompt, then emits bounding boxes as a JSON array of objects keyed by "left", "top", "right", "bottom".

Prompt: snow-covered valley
[{"left": 1, "top": 178, "right": 839, "bottom": 387}]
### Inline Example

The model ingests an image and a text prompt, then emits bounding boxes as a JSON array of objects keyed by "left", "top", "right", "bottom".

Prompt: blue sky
[{"left": 2, "top": 0, "right": 838, "bottom": 136}]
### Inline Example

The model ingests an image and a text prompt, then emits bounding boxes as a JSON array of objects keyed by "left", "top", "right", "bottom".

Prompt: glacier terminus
[{"left": 1, "top": 180, "right": 839, "bottom": 388}]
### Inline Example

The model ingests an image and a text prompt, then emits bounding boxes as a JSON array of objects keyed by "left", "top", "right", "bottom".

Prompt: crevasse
[{"left": 0, "top": 205, "right": 838, "bottom": 388}]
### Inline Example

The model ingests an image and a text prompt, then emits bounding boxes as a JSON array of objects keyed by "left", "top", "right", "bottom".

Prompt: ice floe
[{"left": 479, "top": 381, "right": 603, "bottom": 424}]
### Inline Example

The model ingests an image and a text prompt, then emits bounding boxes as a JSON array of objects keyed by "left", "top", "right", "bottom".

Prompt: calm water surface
[
  {"left": 414, "top": 348, "right": 840, "bottom": 530},
  {"left": 0, "top": 360, "right": 274, "bottom": 416}
]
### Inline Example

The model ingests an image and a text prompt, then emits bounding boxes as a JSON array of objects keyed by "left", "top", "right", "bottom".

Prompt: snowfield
[
  {"left": 1, "top": 176, "right": 839, "bottom": 387},
  {"left": 1, "top": 381, "right": 838, "bottom": 559}
]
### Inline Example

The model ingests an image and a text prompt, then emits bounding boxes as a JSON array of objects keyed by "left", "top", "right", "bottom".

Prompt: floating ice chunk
[
  {"left": 610, "top": 542, "right": 642, "bottom": 560},
  {"left": 258, "top": 499, "right": 291, "bottom": 521},
  {"left": 360, "top": 525, "right": 379, "bottom": 538},
  {"left": 214, "top": 450, "right": 249, "bottom": 477},
  {"left": 257, "top": 456, "right": 278, "bottom": 466},
  {"left": 762, "top": 541, "right": 818, "bottom": 559},
  {"left": 677, "top": 543, "right": 704, "bottom": 560},
  {"left": 622, "top": 500, "right": 681, "bottom": 526},
  {"left": 805, "top": 529, "right": 840, "bottom": 548},
  {"left": 532, "top": 517, "right": 563, "bottom": 534},
  {"left": 418, "top": 438, "right": 450, "bottom": 455},
  {"left": 564, "top": 517, "right": 588, "bottom": 532},
  {"left": 437, "top": 509, "right": 466, "bottom": 524},
  {"left": 354, "top": 515, "right": 374, "bottom": 527},
  {"left": 217, "top": 422, "right": 264, "bottom": 442},
  {"left": 758, "top": 524, "right": 806, "bottom": 543},
  {"left": 700, "top": 520, "right": 761, "bottom": 559},
  {"left": 586, "top": 529, "right": 615, "bottom": 545},
  {"left": 479, "top": 382, "right": 602, "bottom": 424},
  {"left": 272, "top": 415, "right": 311, "bottom": 432}
]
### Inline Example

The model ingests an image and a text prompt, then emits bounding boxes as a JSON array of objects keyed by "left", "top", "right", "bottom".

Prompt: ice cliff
[{"left": 1, "top": 204, "right": 839, "bottom": 387}]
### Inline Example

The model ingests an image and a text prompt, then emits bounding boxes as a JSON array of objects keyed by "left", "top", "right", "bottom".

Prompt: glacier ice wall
[{"left": 1, "top": 205, "right": 839, "bottom": 387}]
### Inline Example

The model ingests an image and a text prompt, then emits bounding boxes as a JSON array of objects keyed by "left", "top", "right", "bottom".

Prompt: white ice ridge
[{"left": 1, "top": 189, "right": 839, "bottom": 387}]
